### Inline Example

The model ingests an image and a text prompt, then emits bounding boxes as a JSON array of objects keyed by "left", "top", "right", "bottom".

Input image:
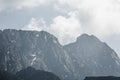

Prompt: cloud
[
  {"left": 22, "top": 18, "right": 47, "bottom": 31},
  {"left": 49, "top": 15, "right": 82, "bottom": 44},
  {"left": 21, "top": 0, "right": 120, "bottom": 45},
  {"left": 0, "top": 0, "right": 53, "bottom": 10},
  {"left": 23, "top": 14, "right": 82, "bottom": 45},
  {"left": 55, "top": 0, "right": 120, "bottom": 38},
  {"left": 80, "top": 0, "right": 120, "bottom": 37}
]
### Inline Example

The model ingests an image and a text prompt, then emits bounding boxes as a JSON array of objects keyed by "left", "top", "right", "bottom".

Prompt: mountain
[
  {"left": 0, "top": 29, "right": 74, "bottom": 80},
  {"left": 0, "top": 29, "right": 120, "bottom": 80},
  {"left": 64, "top": 34, "right": 120, "bottom": 79}
]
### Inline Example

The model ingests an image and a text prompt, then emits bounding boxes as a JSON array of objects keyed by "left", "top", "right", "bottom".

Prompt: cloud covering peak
[{"left": 21, "top": 0, "right": 120, "bottom": 45}]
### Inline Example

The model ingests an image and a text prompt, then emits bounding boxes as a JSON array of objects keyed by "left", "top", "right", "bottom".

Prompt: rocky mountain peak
[{"left": 76, "top": 34, "right": 101, "bottom": 44}]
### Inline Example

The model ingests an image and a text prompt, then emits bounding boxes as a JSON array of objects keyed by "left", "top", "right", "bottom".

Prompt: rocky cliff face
[
  {"left": 0, "top": 29, "right": 120, "bottom": 80},
  {"left": 64, "top": 34, "right": 120, "bottom": 79},
  {"left": 0, "top": 29, "right": 74, "bottom": 80}
]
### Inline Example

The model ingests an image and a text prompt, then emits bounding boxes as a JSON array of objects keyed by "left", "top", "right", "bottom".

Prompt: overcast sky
[{"left": 0, "top": 0, "right": 120, "bottom": 56}]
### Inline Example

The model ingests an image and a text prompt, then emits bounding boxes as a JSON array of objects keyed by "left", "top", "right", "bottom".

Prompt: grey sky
[
  {"left": 0, "top": 5, "right": 60, "bottom": 29},
  {"left": 0, "top": 0, "right": 120, "bottom": 56}
]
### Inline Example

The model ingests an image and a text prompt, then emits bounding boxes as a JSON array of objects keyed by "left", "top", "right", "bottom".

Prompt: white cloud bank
[
  {"left": 2, "top": 0, "right": 120, "bottom": 45},
  {"left": 56, "top": 0, "right": 120, "bottom": 37},
  {"left": 50, "top": 15, "right": 82, "bottom": 44},
  {"left": 79, "top": 0, "right": 120, "bottom": 37},
  {"left": 23, "top": 14, "right": 82, "bottom": 44},
  {"left": 23, "top": 18, "right": 47, "bottom": 31},
  {"left": 23, "top": 0, "right": 120, "bottom": 45}
]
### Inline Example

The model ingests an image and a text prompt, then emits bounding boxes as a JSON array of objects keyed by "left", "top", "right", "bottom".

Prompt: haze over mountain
[{"left": 0, "top": 29, "right": 120, "bottom": 80}]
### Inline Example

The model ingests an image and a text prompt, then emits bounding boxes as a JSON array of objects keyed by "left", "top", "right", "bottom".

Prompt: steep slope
[
  {"left": 0, "top": 29, "right": 74, "bottom": 80},
  {"left": 0, "top": 29, "right": 120, "bottom": 80},
  {"left": 64, "top": 34, "right": 120, "bottom": 80}
]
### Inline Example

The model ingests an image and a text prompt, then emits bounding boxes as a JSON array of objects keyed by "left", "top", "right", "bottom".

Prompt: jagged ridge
[{"left": 0, "top": 29, "right": 120, "bottom": 80}]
